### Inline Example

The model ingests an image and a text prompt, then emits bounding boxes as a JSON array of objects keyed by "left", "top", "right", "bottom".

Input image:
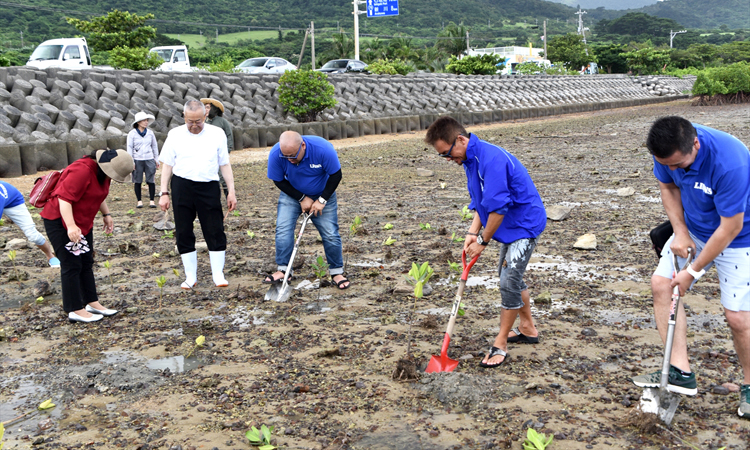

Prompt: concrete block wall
[{"left": 0, "top": 65, "right": 695, "bottom": 178}]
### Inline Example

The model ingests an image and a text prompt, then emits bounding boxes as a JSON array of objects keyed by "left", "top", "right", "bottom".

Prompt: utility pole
[
  {"left": 20, "top": 31, "right": 23, "bottom": 48},
  {"left": 297, "top": 28, "right": 309, "bottom": 69},
  {"left": 543, "top": 20, "right": 547, "bottom": 59},
  {"left": 352, "top": 0, "right": 366, "bottom": 60},
  {"left": 669, "top": 29, "right": 687, "bottom": 48},
  {"left": 466, "top": 31, "right": 470, "bottom": 53},
  {"left": 311, "top": 22, "right": 315, "bottom": 69},
  {"left": 575, "top": 8, "right": 590, "bottom": 56}
]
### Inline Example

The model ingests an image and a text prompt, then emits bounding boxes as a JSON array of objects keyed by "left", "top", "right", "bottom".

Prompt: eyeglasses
[
  {"left": 279, "top": 142, "right": 303, "bottom": 160},
  {"left": 439, "top": 135, "right": 463, "bottom": 158}
]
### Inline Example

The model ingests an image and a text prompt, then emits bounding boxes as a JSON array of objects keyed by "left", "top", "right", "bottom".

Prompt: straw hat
[
  {"left": 200, "top": 98, "right": 224, "bottom": 114},
  {"left": 96, "top": 149, "right": 134, "bottom": 183},
  {"left": 132, "top": 111, "right": 155, "bottom": 128}
]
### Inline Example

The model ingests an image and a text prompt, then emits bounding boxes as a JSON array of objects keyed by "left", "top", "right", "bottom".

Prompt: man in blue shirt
[
  {"left": 632, "top": 116, "right": 750, "bottom": 419},
  {"left": 1, "top": 181, "right": 59, "bottom": 267},
  {"left": 266, "top": 131, "right": 349, "bottom": 289},
  {"left": 425, "top": 117, "right": 546, "bottom": 368}
]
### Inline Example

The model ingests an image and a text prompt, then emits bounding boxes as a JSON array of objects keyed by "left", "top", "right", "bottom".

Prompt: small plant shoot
[
  {"left": 127, "top": 209, "right": 135, "bottom": 215},
  {"left": 460, "top": 205, "right": 473, "bottom": 221},
  {"left": 162, "top": 230, "right": 174, "bottom": 239},
  {"left": 405, "top": 261, "right": 434, "bottom": 357},
  {"left": 523, "top": 428, "right": 553, "bottom": 450},
  {"left": 156, "top": 275, "right": 167, "bottom": 309},
  {"left": 104, "top": 260, "right": 114, "bottom": 290},
  {"left": 311, "top": 255, "right": 329, "bottom": 279},
  {"left": 38, "top": 399, "right": 55, "bottom": 410},
  {"left": 245, "top": 424, "right": 276, "bottom": 450},
  {"left": 450, "top": 232, "right": 465, "bottom": 243},
  {"left": 186, "top": 335, "right": 206, "bottom": 358},
  {"left": 247, "top": 230, "right": 256, "bottom": 238},
  {"left": 350, "top": 216, "right": 362, "bottom": 235},
  {"left": 383, "top": 222, "right": 393, "bottom": 230},
  {"left": 7, "top": 250, "right": 19, "bottom": 282},
  {"left": 419, "top": 223, "right": 432, "bottom": 231},
  {"left": 383, "top": 236, "right": 396, "bottom": 246}
]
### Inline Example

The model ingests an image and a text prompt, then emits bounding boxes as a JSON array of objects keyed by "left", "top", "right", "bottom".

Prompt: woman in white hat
[
  {"left": 41, "top": 149, "right": 135, "bottom": 323},
  {"left": 127, "top": 111, "right": 159, "bottom": 208}
]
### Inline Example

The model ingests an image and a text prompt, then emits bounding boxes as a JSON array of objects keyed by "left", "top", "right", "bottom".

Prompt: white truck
[
  {"left": 26, "top": 38, "right": 92, "bottom": 70},
  {"left": 149, "top": 45, "right": 191, "bottom": 72}
]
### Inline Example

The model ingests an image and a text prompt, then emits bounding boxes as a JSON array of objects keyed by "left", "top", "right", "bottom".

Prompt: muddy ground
[{"left": 1, "top": 101, "right": 749, "bottom": 450}]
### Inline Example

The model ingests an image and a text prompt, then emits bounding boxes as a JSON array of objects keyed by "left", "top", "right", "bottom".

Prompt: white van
[
  {"left": 150, "top": 45, "right": 191, "bottom": 72},
  {"left": 26, "top": 38, "right": 92, "bottom": 70}
]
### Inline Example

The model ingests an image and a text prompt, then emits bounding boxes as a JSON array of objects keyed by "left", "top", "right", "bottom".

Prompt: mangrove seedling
[
  {"left": 440, "top": 182, "right": 447, "bottom": 189},
  {"left": 0, "top": 218, "right": 4, "bottom": 226},
  {"left": 173, "top": 268, "right": 180, "bottom": 278},
  {"left": 383, "top": 222, "right": 394, "bottom": 230},
  {"left": 350, "top": 216, "right": 362, "bottom": 235},
  {"left": 405, "top": 261, "right": 434, "bottom": 357},
  {"left": 245, "top": 424, "right": 276, "bottom": 450},
  {"left": 419, "top": 223, "right": 432, "bottom": 231},
  {"left": 35, "top": 296, "right": 44, "bottom": 305},
  {"left": 186, "top": 335, "right": 205, "bottom": 358},
  {"left": 450, "top": 232, "right": 464, "bottom": 243},
  {"left": 232, "top": 210, "right": 241, "bottom": 217},
  {"left": 1, "top": 399, "right": 55, "bottom": 428},
  {"left": 103, "top": 260, "right": 114, "bottom": 291},
  {"left": 383, "top": 236, "right": 396, "bottom": 246},
  {"left": 38, "top": 399, "right": 55, "bottom": 411},
  {"left": 460, "top": 205, "right": 473, "bottom": 221},
  {"left": 247, "top": 230, "right": 256, "bottom": 238},
  {"left": 523, "top": 428, "right": 553, "bottom": 450},
  {"left": 162, "top": 230, "right": 174, "bottom": 239},
  {"left": 311, "top": 255, "right": 329, "bottom": 298},
  {"left": 156, "top": 275, "right": 167, "bottom": 309},
  {"left": 127, "top": 209, "right": 135, "bottom": 215},
  {"left": 7, "top": 250, "right": 19, "bottom": 283},
  {"left": 0, "top": 421, "right": 4, "bottom": 449}
]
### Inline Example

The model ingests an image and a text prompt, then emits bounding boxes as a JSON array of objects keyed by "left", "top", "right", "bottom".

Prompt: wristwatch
[
  {"left": 317, "top": 197, "right": 327, "bottom": 205},
  {"left": 476, "top": 234, "right": 489, "bottom": 246},
  {"left": 159, "top": 191, "right": 169, "bottom": 196},
  {"left": 685, "top": 263, "right": 705, "bottom": 280}
]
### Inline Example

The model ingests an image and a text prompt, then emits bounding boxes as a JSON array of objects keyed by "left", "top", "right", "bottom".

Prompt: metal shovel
[
  {"left": 425, "top": 251, "right": 479, "bottom": 373},
  {"left": 639, "top": 248, "right": 693, "bottom": 424},
  {"left": 264, "top": 214, "right": 312, "bottom": 302}
]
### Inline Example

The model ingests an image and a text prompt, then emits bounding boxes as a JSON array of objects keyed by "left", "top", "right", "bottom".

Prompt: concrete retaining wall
[{"left": 0, "top": 65, "right": 695, "bottom": 177}]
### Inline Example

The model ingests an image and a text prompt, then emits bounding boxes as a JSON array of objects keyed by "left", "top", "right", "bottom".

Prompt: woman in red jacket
[{"left": 41, "top": 149, "right": 134, "bottom": 323}]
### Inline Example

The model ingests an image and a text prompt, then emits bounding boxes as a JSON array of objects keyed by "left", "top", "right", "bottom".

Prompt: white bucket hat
[
  {"left": 96, "top": 149, "right": 135, "bottom": 183},
  {"left": 132, "top": 111, "right": 155, "bottom": 128}
]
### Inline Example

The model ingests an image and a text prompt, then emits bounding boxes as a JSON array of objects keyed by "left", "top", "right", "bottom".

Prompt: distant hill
[
  {"left": 638, "top": 0, "right": 750, "bottom": 29},
  {"left": 544, "top": 0, "right": 658, "bottom": 10}
]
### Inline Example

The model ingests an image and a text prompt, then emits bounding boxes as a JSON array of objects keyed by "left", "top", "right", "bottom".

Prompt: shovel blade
[
  {"left": 275, "top": 285, "right": 292, "bottom": 303},
  {"left": 425, "top": 354, "right": 459, "bottom": 373},
  {"left": 264, "top": 283, "right": 281, "bottom": 301},
  {"left": 639, "top": 388, "right": 681, "bottom": 425}
]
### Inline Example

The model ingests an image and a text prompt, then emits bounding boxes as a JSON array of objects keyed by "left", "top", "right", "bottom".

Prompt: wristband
[
  {"left": 685, "top": 263, "right": 705, "bottom": 280},
  {"left": 298, "top": 194, "right": 306, "bottom": 203},
  {"left": 102, "top": 213, "right": 111, "bottom": 217},
  {"left": 160, "top": 191, "right": 169, "bottom": 196},
  {"left": 466, "top": 232, "right": 479, "bottom": 236}
]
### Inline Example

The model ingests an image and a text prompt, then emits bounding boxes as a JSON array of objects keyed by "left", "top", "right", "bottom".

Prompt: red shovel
[{"left": 425, "top": 250, "right": 479, "bottom": 373}]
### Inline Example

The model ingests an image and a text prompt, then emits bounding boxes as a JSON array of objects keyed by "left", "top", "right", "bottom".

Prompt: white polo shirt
[{"left": 160, "top": 123, "right": 229, "bottom": 182}]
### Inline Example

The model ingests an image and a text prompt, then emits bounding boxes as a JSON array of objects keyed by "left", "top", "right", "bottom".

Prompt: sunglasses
[
  {"left": 279, "top": 142, "right": 303, "bottom": 160},
  {"left": 439, "top": 135, "right": 464, "bottom": 158}
]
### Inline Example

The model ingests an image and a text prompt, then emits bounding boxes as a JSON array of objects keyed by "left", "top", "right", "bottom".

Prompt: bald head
[{"left": 279, "top": 131, "right": 302, "bottom": 152}]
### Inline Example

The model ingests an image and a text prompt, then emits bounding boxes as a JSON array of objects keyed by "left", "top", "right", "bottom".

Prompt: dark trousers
[
  {"left": 43, "top": 218, "right": 98, "bottom": 313},
  {"left": 172, "top": 175, "right": 226, "bottom": 254}
]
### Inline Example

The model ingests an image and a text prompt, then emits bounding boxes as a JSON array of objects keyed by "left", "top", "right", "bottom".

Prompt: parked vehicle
[
  {"left": 26, "top": 38, "right": 92, "bottom": 70},
  {"left": 235, "top": 57, "right": 297, "bottom": 74},
  {"left": 150, "top": 45, "right": 191, "bottom": 72},
  {"left": 316, "top": 59, "right": 368, "bottom": 74}
]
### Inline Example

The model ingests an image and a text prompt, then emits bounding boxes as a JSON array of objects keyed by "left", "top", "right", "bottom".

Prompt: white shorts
[{"left": 654, "top": 232, "right": 750, "bottom": 312}]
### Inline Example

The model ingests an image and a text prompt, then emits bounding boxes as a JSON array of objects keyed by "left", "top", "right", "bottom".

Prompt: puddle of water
[
  {"left": 101, "top": 350, "right": 200, "bottom": 373},
  {"left": 0, "top": 375, "right": 64, "bottom": 439}
]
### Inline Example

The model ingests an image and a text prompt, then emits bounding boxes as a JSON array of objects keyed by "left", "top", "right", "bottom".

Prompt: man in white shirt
[{"left": 159, "top": 100, "right": 237, "bottom": 289}]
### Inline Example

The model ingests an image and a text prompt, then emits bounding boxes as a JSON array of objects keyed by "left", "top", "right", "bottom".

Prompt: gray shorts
[
  {"left": 497, "top": 238, "right": 537, "bottom": 310},
  {"left": 133, "top": 159, "right": 156, "bottom": 184}
]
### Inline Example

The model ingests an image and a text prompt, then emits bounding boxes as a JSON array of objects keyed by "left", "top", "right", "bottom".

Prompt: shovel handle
[
  {"left": 439, "top": 326, "right": 452, "bottom": 356},
  {"left": 461, "top": 250, "right": 479, "bottom": 282}
]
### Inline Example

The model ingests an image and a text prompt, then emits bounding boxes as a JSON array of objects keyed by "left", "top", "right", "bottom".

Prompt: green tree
[
  {"left": 687, "top": 43, "right": 719, "bottom": 68},
  {"left": 109, "top": 46, "right": 163, "bottom": 70},
  {"left": 545, "top": 33, "right": 592, "bottom": 70},
  {"left": 591, "top": 43, "right": 628, "bottom": 73},
  {"left": 66, "top": 10, "right": 156, "bottom": 52},
  {"left": 621, "top": 42, "right": 671, "bottom": 75},
  {"left": 446, "top": 54, "right": 504, "bottom": 75},
  {"left": 277, "top": 70, "right": 336, "bottom": 123},
  {"left": 329, "top": 32, "right": 353, "bottom": 59},
  {"left": 437, "top": 22, "right": 468, "bottom": 57}
]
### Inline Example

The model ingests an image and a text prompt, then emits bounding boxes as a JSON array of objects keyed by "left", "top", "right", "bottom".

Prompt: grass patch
[{"left": 166, "top": 30, "right": 286, "bottom": 48}]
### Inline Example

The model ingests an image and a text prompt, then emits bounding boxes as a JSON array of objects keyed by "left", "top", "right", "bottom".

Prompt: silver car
[{"left": 235, "top": 57, "right": 296, "bottom": 74}]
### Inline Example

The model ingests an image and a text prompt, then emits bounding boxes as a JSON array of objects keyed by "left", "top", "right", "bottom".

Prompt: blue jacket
[{"left": 463, "top": 134, "right": 546, "bottom": 243}]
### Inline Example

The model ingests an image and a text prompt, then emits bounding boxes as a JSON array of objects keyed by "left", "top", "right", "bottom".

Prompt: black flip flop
[
  {"left": 507, "top": 327, "right": 539, "bottom": 344},
  {"left": 262, "top": 273, "right": 293, "bottom": 284},
  {"left": 332, "top": 275, "right": 350, "bottom": 290},
  {"left": 479, "top": 346, "right": 510, "bottom": 368}
]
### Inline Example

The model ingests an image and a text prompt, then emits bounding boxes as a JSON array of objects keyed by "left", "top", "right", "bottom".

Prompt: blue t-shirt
[
  {"left": 463, "top": 134, "right": 546, "bottom": 243},
  {"left": 267, "top": 135, "right": 342, "bottom": 198},
  {"left": 0, "top": 181, "right": 25, "bottom": 216},
  {"left": 653, "top": 124, "right": 750, "bottom": 247}
]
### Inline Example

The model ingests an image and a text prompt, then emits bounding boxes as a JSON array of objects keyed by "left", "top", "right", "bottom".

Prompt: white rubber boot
[
  {"left": 180, "top": 251, "right": 198, "bottom": 289},
  {"left": 209, "top": 251, "right": 228, "bottom": 287}
]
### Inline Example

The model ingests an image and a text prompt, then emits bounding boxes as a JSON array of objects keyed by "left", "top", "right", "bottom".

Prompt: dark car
[{"left": 315, "top": 59, "right": 368, "bottom": 74}]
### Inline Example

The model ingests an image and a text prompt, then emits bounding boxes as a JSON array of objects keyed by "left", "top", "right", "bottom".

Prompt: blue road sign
[{"left": 366, "top": 0, "right": 399, "bottom": 17}]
